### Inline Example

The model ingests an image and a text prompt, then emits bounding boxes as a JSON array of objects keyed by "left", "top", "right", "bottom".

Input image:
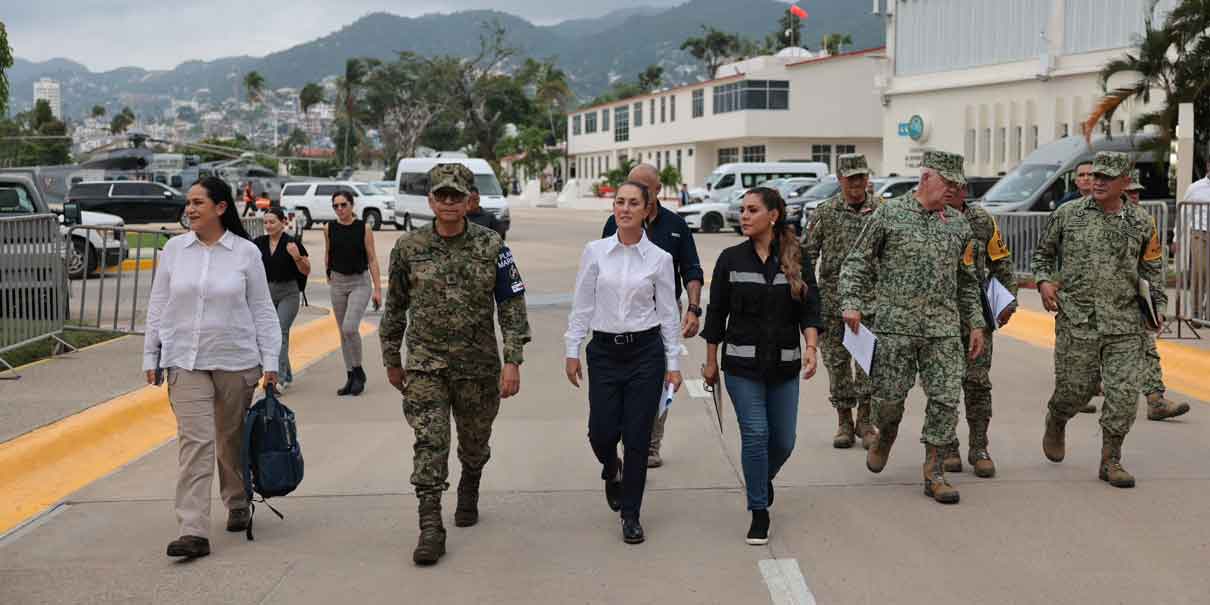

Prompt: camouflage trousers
[
  {"left": 1047, "top": 323, "right": 1142, "bottom": 437},
  {"left": 820, "top": 315, "right": 874, "bottom": 409},
  {"left": 960, "top": 326, "right": 994, "bottom": 423},
  {"left": 402, "top": 370, "right": 501, "bottom": 499},
  {"left": 1141, "top": 333, "right": 1165, "bottom": 396},
  {"left": 869, "top": 334, "right": 963, "bottom": 447}
]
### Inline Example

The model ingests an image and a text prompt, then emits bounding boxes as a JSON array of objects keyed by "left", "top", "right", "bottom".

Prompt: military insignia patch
[
  {"left": 987, "top": 217, "right": 1010, "bottom": 261},
  {"left": 963, "top": 241, "right": 975, "bottom": 266},
  {"left": 1143, "top": 227, "right": 1162, "bottom": 262},
  {"left": 494, "top": 245, "right": 526, "bottom": 302}
]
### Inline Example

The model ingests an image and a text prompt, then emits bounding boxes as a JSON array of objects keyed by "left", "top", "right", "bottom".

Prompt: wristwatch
[{"left": 687, "top": 304, "right": 703, "bottom": 317}]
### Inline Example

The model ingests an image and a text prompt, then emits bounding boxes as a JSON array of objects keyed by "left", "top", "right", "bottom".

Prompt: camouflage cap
[
  {"left": 837, "top": 153, "right": 871, "bottom": 177},
  {"left": 1092, "top": 151, "right": 1131, "bottom": 178},
  {"left": 921, "top": 150, "right": 966, "bottom": 186},
  {"left": 1126, "top": 168, "right": 1144, "bottom": 191},
  {"left": 428, "top": 163, "right": 475, "bottom": 195}
]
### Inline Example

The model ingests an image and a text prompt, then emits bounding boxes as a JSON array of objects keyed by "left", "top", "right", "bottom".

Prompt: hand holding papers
[
  {"left": 985, "top": 279, "right": 1017, "bottom": 328},
  {"left": 659, "top": 382, "right": 676, "bottom": 418},
  {"left": 842, "top": 323, "right": 877, "bottom": 376}
]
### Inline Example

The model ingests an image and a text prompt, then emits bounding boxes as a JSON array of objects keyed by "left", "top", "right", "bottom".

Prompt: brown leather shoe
[
  {"left": 922, "top": 445, "right": 960, "bottom": 504},
  {"left": 226, "top": 507, "right": 251, "bottom": 533},
  {"left": 1042, "top": 412, "right": 1066, "bottom": 462},
  {"left": 833, "top": 408, "right": 855, "bottom": 449},
  {"left": 166, "top": 535, "right": 210, "bottom": 558},
  {"left": 1146, "top": 393, "right": 1190, "bottom": 421},
  {"left": 866, "top": 424, "right": 898, "bottom": 473}
]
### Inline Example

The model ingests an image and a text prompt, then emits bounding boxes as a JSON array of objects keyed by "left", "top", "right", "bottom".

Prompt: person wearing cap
[
  {"left": 1032, "top": 151, "right": 1165, "bottom": 489},
  {"left": 804, "top": 153, "right": 880, "bottom": 450},
  {"left": 839, "top": 150, "right": 986, "bottom": 505},
  {"left": 938, "top": 169, "right": 1018, "bottom": 479},
  {"left": 380, "top": 162, "right": 532, "bottom": 565},
  {"left": 466, "top": 184, "right": 506, "bottom": 239}
]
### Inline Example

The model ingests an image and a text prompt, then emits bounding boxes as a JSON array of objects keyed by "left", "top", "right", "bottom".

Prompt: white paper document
[
  {"left": 985, "top": 279, "right": 1016, "bottom": 322},
  {"left": 659, "top": 382, "right": 677, "bottom": 418},
  {"left": 842, "top": 324, "right": 877, "bottom": 376}
]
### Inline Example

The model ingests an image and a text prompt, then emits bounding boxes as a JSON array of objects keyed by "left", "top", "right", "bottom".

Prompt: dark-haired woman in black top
[
  {"left": 325, "top": 190, "right": 382, "bottom": 396},
  {"left": 254, "top": 208, "right": 310, "bottom": 390}
]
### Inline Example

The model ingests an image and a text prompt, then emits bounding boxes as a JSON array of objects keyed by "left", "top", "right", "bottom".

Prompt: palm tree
[
  {"left": 299, "top": 82, "right": 325, "bottom": 116},
  {"left": 821, "top": 33, "right": 853, "bottom": 55},
  {"left": 90, "top": 105, "right": 106, "bottom": 118},
  {"left": 681, "top": 26, "right": 741, "bottom": 79},
  {"left": 534, "top": 61, "right": 572, "bottom": 142},
  {"left": 243, "top": 71, "right": 266, "bottom": 105},
  {"left": 336, "top": 58, "right": 368, "bottom": 168},
  {"left": 638, "top": 64, "right": 663, "bottom": 93}
]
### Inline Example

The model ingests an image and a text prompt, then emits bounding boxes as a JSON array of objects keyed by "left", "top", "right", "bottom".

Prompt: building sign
[
  {"left": 904, "top": 147, "right": 935, "bottom": 169},
  {"left": 897, "top": 114, "right": 927, "bottom": 142}
]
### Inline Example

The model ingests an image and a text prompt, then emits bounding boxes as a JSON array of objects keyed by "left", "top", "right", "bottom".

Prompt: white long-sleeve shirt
[
  {"left": 564, "top": 232, "right": 681, "bottom": 371},
  {"left": 143, "top": 230, "right": 282, "bottom": 373}
]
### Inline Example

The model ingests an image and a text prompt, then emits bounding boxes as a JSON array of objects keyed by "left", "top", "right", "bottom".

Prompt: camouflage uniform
[
  {"left": 804, "top": 154, "right": 879, "bottom": 413},
  {"left": 839, "top": 152, "right": 986, "bottom": 448},
  {"left": 380, "top": 164, "right": 532, "bottom": 501},
  {"left": 1032, "top": 152, "right": 1165, "bottom": 480}
]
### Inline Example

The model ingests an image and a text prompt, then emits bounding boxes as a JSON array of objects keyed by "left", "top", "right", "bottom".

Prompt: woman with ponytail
[{"left": 700, "top": 186, "right": 821, "bottom": 546}]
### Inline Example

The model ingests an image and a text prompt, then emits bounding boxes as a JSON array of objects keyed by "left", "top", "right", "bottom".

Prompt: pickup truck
[{"left": 0, "top": 174, "right": 128, "bottom": 278}]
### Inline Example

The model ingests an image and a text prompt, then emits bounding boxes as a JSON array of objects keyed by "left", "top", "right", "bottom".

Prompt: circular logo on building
[{"left": 907, "top": 115, "right": 925, "bottom": 141}]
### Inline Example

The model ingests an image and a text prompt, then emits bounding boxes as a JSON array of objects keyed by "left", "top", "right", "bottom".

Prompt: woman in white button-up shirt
[
  {"left": 143, "top": 176, "right": 282, "bottom": 559},
  {"left": 564, "top": 181, "right": 682, "bottom": 545}
]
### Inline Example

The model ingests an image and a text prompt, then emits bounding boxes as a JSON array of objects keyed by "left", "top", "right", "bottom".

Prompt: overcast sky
[{"left": 7, "top": 0, "right": 686, "bottom": 72}]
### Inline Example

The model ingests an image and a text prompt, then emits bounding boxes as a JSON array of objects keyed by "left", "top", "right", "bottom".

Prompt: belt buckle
[{"left": 614, "top": 334, "right": 630, "bottom": 345}]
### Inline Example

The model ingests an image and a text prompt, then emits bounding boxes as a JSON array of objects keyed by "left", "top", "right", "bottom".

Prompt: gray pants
[
  {"left": 269, "top": 281, "right": 301, "bottom": 381},
  {"left": 330, "top": 271, "right": 371, "bottom": 370}
]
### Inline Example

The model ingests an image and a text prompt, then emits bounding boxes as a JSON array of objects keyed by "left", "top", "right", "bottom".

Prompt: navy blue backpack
[{"left": 240, "top": 389, "right": 304, "bottom": 540}]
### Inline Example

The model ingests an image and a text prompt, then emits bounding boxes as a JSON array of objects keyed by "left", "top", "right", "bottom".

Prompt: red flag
[{"left": 790, "top": 5, "right": 808, "bottom": 19}]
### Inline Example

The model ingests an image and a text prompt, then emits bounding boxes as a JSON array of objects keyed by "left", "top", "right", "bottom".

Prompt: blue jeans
[{"left": 724, "top": 374, "right": 799, "bottom": 511}]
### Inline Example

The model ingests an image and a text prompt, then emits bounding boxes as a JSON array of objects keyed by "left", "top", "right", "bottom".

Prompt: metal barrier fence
[
  {"left": 0, "top": 214, "right": 71, "bottom": 374},
  {"left": 1175, "top": 201, "right": 1210, "bottom": 331}
]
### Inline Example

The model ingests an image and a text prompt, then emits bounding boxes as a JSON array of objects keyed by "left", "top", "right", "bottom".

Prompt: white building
[
  {"left": 566, "top": 48, "right": 886, "bottom": 189},
  {"left": 33, "top": 78, "right": 62, "bottom": 119},
  {"left": 877, "top": 0, "right": 1175, "bottom": 177}
]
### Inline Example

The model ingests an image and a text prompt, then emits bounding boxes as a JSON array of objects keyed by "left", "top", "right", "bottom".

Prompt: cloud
[{"left": 6, "top": 0, "right": 680, "bottom": 71}]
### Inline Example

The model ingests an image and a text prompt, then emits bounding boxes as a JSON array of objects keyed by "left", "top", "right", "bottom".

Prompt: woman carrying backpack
[
  {"left": 144, "top": 177, "right": 282, "bottom": 559},
  {"left": 254, "top": 208, "right": 310, "bottom": 391},
  {"left": 324, "top": 190, "right": 382, "bottom": 396}
]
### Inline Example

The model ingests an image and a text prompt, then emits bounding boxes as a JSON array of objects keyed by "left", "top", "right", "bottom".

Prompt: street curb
[
  {"left": 0, "top": 312, "right": 377, "bottom": 535},
  {"left": 103, "top": 258, "right": 156, "bottom": 274}
]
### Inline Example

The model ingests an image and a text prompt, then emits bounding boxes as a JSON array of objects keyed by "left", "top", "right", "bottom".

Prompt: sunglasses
[{"left": 332, "top": 202, "right": 350, "bottom": 209}]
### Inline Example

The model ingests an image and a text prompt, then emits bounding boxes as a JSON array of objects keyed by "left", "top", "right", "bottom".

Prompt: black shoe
[
  {"left": 166, "top": 535, "right": 210, "bottom": 558},
  {"left": 337, "top": 371, "right": 354, "bottom": 396},
  {"left": 622, "top": 517, "right": 645, "bottom": 544},
  {"left": 349, "top": 366, "right": 366, "bottom": 396},
  {"left": 767, "top": 480, "right": 775, "bottom": 508},
  {"left": 605, "top": 467, "right": 622, "bottom": 512},
  {"left": 226, "top": 507, "right": 251, "bottom": 532},
  {"left": 746, "top": 510, "right": 770, "bottom": 545}
]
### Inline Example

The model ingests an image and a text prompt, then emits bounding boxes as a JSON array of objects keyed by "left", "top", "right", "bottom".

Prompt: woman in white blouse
[
  {"left": 144, "top": 176, "right": 282, "bottom": 559},
  {"left": 564, "top": 180, "right": 682, "bottom": 545}
]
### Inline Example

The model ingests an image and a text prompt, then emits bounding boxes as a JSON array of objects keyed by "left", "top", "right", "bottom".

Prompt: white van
[
  {"left": 697, "top": 162, "right": 829, "bottom": 205},
  {"left": 279, "top": 181, "right": 397, "bottom": 231},
  {"left": 394, "top": 157, "right": 509, "bottom": 233}
]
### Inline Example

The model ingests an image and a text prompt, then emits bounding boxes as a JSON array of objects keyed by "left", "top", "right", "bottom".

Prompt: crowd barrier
[
  {"left": 0, "top": 214, "right": 71, "bottom": 375},
  {"left": 1175, "top": 201, "right": 1210, "bottom": 332}
]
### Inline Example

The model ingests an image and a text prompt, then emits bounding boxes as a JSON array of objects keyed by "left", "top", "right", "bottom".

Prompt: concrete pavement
[{"left": 2, "top": 208, "right": 1209, "bottom": 604}]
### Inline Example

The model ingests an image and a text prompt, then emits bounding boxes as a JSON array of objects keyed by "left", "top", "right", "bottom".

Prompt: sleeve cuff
[
  {"left": 382, "top": 352, "right": 402, "bottom": 368},
  {"left": 142, "top": 354, "right": 159, "bottom": 372},
  {"left": 564, "top": 342, "right": 581, "bottom": 359},
  {"left": 665, "top": 356, "right": 680, "bottom": 372},
  {"left": 503, "top": 349, "right": 525, "bottom": 365}
]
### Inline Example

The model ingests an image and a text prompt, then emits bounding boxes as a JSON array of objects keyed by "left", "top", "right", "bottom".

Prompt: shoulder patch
[
  {"left": 1143, "top": 225, "right": 1163, "bottom": 262},
  {"left": 494, "top": 245, "right": 526, "bottom": 303},
  {"left": 986, "top": 216, "right": 1011, "bottom": 261},
  {"left": 962, "top": 241, "right": 975, "bottom": 266}
]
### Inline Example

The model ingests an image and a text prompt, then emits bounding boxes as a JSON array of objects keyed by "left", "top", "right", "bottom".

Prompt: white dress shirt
[
  {"left": 143, "top": 230, "right": 282, "bottom": 373},
  {"left": 1185, "top": 177, "right": 1210, "bottom": 229},
  {"left": 564, "top": 232, "right": 681, "bottom": 371}
]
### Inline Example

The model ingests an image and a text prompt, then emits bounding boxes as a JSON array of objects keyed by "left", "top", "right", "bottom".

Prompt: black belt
[{"left": 593, "top": 326, "right": 660, "bottom": 346}]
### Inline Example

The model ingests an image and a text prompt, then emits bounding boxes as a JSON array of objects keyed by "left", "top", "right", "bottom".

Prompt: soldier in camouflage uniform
[
  {"left": 804, "top": 153, "right": 879, "bottom": 450},
  {"left": 940, "top": 184, "right": 1018, "bottom": 478},
  {"left": 380, "top": 163, "right": 532, "bottom": 565},
  {"left": 840, "top": 150, "right": 986, "bottom": 505},
  {"left": 1033, "top": 152, "right": 1166, "bottom": 489}
]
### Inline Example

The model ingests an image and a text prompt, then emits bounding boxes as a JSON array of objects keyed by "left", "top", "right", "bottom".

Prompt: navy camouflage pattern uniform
[
  {"left": 380, "top": 164, "right": 532, "bottom": 501},
  {"left": 840, "top": 151, "right": 986, "bottom": 447},
  {"left": 804, "top": 154, "right": 879, "bottom": 413},
  {"left": 1032, "top": 152, "right": 1165, "bottom": 439}
]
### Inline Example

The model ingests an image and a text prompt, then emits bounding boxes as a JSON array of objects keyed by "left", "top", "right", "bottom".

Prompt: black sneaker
[
  {"left": 605, "top": 467, "right": 622, "bottom": 512},
  {"left": 166, "top": 535, "right": 210, "bottom": 558},
  {"left": 622, "top": 517, "right": 645, "bottom": 544},
  {"left": 226, "top": 507, "right": 251, "bottom": 532},
  {"left": 746, "top": 510, "right": 770, "bottom": 546}
]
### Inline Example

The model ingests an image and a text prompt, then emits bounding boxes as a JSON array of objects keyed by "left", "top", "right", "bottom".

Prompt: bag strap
[{"left": 240, "top": 407, "right": 257, "bottom": 540}]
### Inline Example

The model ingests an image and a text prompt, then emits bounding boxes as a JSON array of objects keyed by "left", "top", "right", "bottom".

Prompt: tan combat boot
[
  {"left": 1146, "top": 392, "right": 1191, "bottom": 421},
  {"left": 1042, "top": 412, "right": 1067, "bottom": 463},
  {"left": 855, "top": 401, "right": 878, "bottom": 450},
  {"left": 967, "top": 418, "right": 996, "bottom": 478},
  {"left": 942, "top": 441, "right": 963, "bottom": 473},
  {"left": 1099, "top": 434, "right": 1135, "bottom": 488},
  {"left": 922, "top": 445, "right": 960, "bottom": 504},
  {"left": 413, "top": 495, "right": 447, "bottom": 565},
  {"left": 454, "top": 471, "right": 481, "bottom": 528},
  {"left": 833, "top": 407, "right": 855, "bottom": 449},
  {"left": 866, "top": 424, "right": 898, "bottom": 474}
]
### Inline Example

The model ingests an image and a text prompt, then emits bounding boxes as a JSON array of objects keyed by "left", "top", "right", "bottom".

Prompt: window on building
[
  {"left": 1061, "top": 123, "right": 1070, "bottom": 138},
  {"left": 656, "top": 151, "right": 662, "bottom": 169},
  {"left": 633, "top": 102, "right": 642, "bottom": 127},
  {"left": 601, "top": 108, "right": 609, "bottom": 131},
  {"left": 585, "top": 112, "right": 597, "bottom": 133},
  {"left": 1014, "top": 126, "right": 1023, "bottom": 162},
  {"left": 996, "top": 127, "right": 1006, "bottom": 165},
  {"left": 714, "top": 80, "right": 792, "bottom": 114},
  {"left": 688, "top": 148, "right": 694, "bottom": 157},
  {"left": 676, "top": 149, "right": 683, "bottom": 173},
  {"left": 836, "top": 144, "right": 856, "bottom": 156},
  {"left": 670, "top": 95, "right": 676, "bottom": 121},
  {"left": 742, "top": 145, "right": 766, "bottom": 163},
  {"left": 811, "top": 144, "right": 833, "bottom": 169},
  {"left": 981, "top": 128, "right": 991, "bottom": 163},
  {"left": 572, "top": 114, "right": 581, "bottom": 136},
  {"left": 964, "top": 129, "right": 976, "bottom": 160},
  {"left": 692, "top": 90, "right": 704, "bottom": 118},
  {"left": 1115, "top": 120, "right": 1126, "bottom": 135},
  {"left": 768, "top": 80, "right": 790, "bottom": 109},
  {"left": 605, "top": 155, "right": 610, "bottom": 171},
  {"left": 650, "top": 99, "right": 656, "bottom": 125},
  {"left": 660, "top": 97, "right": 666, "bottom": 123},
  {"left": 614, "top": 106, "right": 629, "bottom": 142},
  {"left": 1031, "top": 125, "right": 1039, "bottom": 152},
  {"left": 718, "top": 147, "right": 739, "bottom": 165},
  {"left": 665, "top": 150, "right": 671, "bottom": 167}
]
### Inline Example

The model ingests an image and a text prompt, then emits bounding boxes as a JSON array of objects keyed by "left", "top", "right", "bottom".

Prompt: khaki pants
[
  {"left": 1192, "top": 231, "right": 1209, "bottom": 320},
  {"left": 167, "top": 366, "right": 261, "bottom": 538}
]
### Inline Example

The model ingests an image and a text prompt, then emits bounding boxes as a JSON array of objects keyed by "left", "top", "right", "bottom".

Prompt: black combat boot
[
  {"left": 454, "top": 471, "right": 482, "bottom": 527},
  {"left": 349, "top": 366, "right": 366, "bottom": 396},
  {"left": 413, "top": 495, "right": 446, "bottom": 565},
  {"left": 337, "top": 370, "right": 355, "bottom": 396}
]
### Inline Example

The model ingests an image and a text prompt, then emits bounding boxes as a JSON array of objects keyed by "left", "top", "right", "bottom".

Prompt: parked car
[
  {"left": 871, "top": 176, "right": 920, "bottom": 200},
  {"left": 694, "top": 161, "right": 829, "bottom": 205},
  {"left": 394, "top": 157, "right": 509, "bottom": 233},
  {"left": 793, "top": 178, "right": 843, "bottom": 233},
  {"left": 66, "top": 181, "right": 186, "bottom": 227},
  {"left": 676, "top": 197, "right": 730, "bottom": 234},
  {"left": 279, "top": 181, "right": 397, "bottom": 231},
  {"left": 963, "top": 176, "right": 1000, "bottom": 203},
  {"left": 2, "top": 174, "right": 127, "bottom": 278}
]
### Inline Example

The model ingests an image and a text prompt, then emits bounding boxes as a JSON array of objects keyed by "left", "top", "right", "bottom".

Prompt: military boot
[
  {"left": 866, "top": 424, "right": 898, "bottom": 474},
  {"left": 942, "top": 441, "right": 963, "bottom": 473},
  {"left": 1042, "top": 412, "right": 1067, "bottom": 463},
  {"left": 1099, "top": 434, "right": 1135, "bottom": 488},
  {"left": 855, "top": 401, "right": 878, "bottom": 450},
  {"left": 1146, "top": 392, "right": 1191, "bottom": 421},
  {"left": 413, "top": 496, "right": 447, "bottom": 566},
  {"left": 922, "top": 445, "right": 960, "bottom": 504},
  {"left": 967, "top": 418, "right": 996, "bottom": 478},
  {"left": 832, "top": 407, "right": 855, "bottom": 449},
  {"left": 454, "top": 471, "right": 481, "bottom": 528}
]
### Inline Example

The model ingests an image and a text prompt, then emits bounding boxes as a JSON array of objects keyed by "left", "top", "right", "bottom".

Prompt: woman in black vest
[
  {"left": 325, "top": 190, "right": 382, "bottom": 396},
  {"left": 254, "top": 208, "right": 310, "bottom": 390},
  {"left": 700, "top": 186, "right": 821, "bottom": 546}
]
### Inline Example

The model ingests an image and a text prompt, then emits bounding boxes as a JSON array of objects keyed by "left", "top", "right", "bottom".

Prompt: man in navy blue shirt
[{"left": 603, "top": 163, "right": 704, "bottom": 468}]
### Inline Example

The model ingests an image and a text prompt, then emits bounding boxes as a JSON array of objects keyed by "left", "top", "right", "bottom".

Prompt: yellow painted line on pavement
[
  {"left": 0, "top": 313, "right": 376, "bottom": 535},
  {"left": 103, "top": 258, "right": 156, "bottom": 274},
  {"left": 1000, "top": 307, "right": 1210, "bottom": 403}
]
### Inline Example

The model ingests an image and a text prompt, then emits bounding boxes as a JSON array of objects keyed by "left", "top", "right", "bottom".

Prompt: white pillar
[{"left": 1176, "top": 102, "right": 1194, "bottom": 202}]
